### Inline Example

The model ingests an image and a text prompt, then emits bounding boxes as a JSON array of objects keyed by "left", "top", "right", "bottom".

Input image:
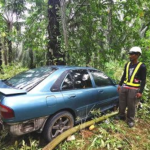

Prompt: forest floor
[
  {"left": 1, "top": 114, "right": 150, "bottom": 150},
  {"left": 56, "top": 116, "right": 150, "bottom": 150}
]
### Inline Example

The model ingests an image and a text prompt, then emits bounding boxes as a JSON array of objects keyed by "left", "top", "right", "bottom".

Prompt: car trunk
[
  {"left": 0, "top": 88, "right": 27, "bottom": 96},
  {"left": 0, "top": 88, "right": 27, "bottom": 123}
]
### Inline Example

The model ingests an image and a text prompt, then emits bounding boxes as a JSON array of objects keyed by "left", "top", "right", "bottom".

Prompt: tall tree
[
  {"left": 0, "top": 42, "right": 2, "bottom": 71},
  {"left": 47, "top": 0, "right": 66, "bottom": 65},
  {"left": 0, "top": 0, "right": 25, "bottom": 64}
]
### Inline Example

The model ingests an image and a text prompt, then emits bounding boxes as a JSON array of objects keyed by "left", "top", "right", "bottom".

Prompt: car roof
[{"left": 50, "top": 65, "right": 95, "bottom": 70}]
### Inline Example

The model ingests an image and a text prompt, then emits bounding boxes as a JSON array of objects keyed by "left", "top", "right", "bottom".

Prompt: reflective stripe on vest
[{"left": 124, "top": 62, "right": 142, "bottom": 87}]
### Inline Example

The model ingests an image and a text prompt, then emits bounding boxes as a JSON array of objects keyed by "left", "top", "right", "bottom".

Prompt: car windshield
[{"left": 5, "top": 66, "right": 57, "bottom": 91}]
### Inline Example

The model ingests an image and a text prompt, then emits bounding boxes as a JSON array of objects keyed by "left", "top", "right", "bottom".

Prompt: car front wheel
[{"left": 43, "top": 111, "right": 74, "bottom": 142}]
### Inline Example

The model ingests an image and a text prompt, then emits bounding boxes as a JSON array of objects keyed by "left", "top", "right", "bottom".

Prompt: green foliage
[
  {"left": 88, "top": 131, "right": 129, "bottom": 150},
  {"left": 0, "top": 129, "right": 8, "bottom": 147},
  {"left": 1, "top": 138, "right": 42, "bottom": 150},
  {"left": 20, "top": 138, "right": 41, "bottom": 150},
  {"left": 100, "top": 119, "right": 126, "bottom": 134},
  {"left": 22, "top": 0, "right": 48, "bottom": 67},
  {"left": 103, "top": 61, "right": 125, "bottom": 83},
  {"left": 142, "top": 77, "right": 150, "bottom": 101},
  {"left": 1, "top": 0, "right": 150, "bottom": 68},
  {"left": 138, "top": 103, "right": 150, "bottom": 121},
  {"left": 56, "top": 139, "right": 85, "bottom": 150},
  {"left": 0, "top": 64, "right": 28, "bottom": 79},
  {"left": 0, "top": 0, "right": 48, "bottom": 67},
  {"left": 90, "top": 108, "right": 101, "bottom": 118},
  {"left": 62, "top": 0, "right": 150, "bottom": 68}
]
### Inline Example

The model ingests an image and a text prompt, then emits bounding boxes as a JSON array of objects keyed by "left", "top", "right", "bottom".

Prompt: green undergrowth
[
  {"left": 1, "top": 108, "right": 150, "bottom": 150},
  {"left": 56, "top": 112, "right": 150, "bottom": 150}
]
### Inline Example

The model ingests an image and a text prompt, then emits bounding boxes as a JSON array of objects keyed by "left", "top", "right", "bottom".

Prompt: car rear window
[{"left": 6, "top": 67, "right": 57, "bottom": 90}]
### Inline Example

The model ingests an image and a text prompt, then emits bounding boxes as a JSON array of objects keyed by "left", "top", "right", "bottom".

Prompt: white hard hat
[{"left": 129, "top": 46, "right": 142, "bottom": 55}]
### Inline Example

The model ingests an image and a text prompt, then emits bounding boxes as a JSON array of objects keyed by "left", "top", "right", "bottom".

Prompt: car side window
[
  {"left": 90, "top": 70, "right": 112, "bottom": 86},
  {"left": 71, "top": 69, "right": 92, "bottom": 89},
  {"left": 62, "top": 74, "right": 74, "bottom": 90}
]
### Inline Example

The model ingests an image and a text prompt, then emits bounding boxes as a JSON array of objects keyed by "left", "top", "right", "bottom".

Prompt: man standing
[{"left": 116, "top": 46, "right": 146, "bottom": 128}]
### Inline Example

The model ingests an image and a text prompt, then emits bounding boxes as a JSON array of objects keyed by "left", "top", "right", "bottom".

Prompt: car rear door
[{"left": 61, "top": 69, "right": 98, "bottom": 120}]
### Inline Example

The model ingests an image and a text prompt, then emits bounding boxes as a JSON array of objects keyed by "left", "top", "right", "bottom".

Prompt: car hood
[{"left": 0, "top": 88, "right": 27, "bottom": 96}]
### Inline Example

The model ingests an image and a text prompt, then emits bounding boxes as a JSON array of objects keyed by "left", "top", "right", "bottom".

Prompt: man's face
[{"left": 129, "top": 53, "right": 139, "bottom": 61}]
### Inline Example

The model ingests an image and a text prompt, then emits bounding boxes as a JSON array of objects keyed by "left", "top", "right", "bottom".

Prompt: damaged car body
[{"left": 0, "top": 66, "right": 119, "bottom": 142}]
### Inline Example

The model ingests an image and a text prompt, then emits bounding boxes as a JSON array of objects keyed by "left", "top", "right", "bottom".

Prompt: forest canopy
[{"left": 0, "top": 0, "right": 150, "bottom": 69}]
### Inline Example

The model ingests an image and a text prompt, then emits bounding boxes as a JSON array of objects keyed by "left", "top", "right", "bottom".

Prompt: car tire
[{"left": 42, "top": 111, "right": 74, "bottom": 142}]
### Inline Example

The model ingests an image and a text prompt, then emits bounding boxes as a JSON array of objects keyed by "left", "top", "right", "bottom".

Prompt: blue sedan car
[{"left": 0, "top": 66, "right": 118, "bottom": 141}]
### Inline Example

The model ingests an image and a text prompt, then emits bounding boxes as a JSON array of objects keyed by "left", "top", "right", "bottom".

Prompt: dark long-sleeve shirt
[{"left": 119, "top": 62, "right": 146, "bottom": 93}]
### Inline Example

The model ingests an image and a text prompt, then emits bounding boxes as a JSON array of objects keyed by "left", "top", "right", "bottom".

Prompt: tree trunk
[
  {"left": 107, "top": 0, "right": 113, "bottom": 49},
  {"left": 29, "top": 49, "right": 35, "bottom": 69},
  {"left": 60, "top": 0, "right": 68, "bottom": 48},
  {"left": 7, "top": 21, "right": 13, "bottom": 64},
  {"left": 47, "top": 0, "right": 66, "bottom": 65},
  {"left": 8, "top": 39, "right": 13, "bottom": 63},
  {"left": 0, "top": 42, "right": 2, "bottom": 72},
  {"left": 3, "top": 38, "right": 8, "bottom": 65}
]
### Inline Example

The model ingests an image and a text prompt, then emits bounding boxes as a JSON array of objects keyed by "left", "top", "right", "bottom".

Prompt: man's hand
[
  {"left": 117, "top": 85, "right": 121, "bottom": 92},
  {"left": 136, "top": 93, "right": 142, "bottom": 98}
]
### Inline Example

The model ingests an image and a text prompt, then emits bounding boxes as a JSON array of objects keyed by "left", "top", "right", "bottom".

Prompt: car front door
[
  {"left": 61, "top": 69, "right": 98, "bottom": 120},
  {"left": 89, "top": 70, "right": 118, "bottom": 111}
]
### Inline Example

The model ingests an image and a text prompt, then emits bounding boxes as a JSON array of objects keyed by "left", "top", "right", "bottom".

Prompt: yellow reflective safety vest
[{"left": 124, "top": 62, "right": 142, "bottom": 87}]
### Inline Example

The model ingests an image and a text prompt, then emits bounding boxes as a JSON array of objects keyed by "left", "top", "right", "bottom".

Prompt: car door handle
[
  {"left": 98, "top": 90, "right": 103, "bottom": 93},
  {"left": 69, "top": 95, "right": 76, "bottom": 98}
]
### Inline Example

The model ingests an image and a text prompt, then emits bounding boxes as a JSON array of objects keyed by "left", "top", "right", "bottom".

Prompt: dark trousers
[{"left": 119, "top": 87, "right": 139, "bottom": 123}]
